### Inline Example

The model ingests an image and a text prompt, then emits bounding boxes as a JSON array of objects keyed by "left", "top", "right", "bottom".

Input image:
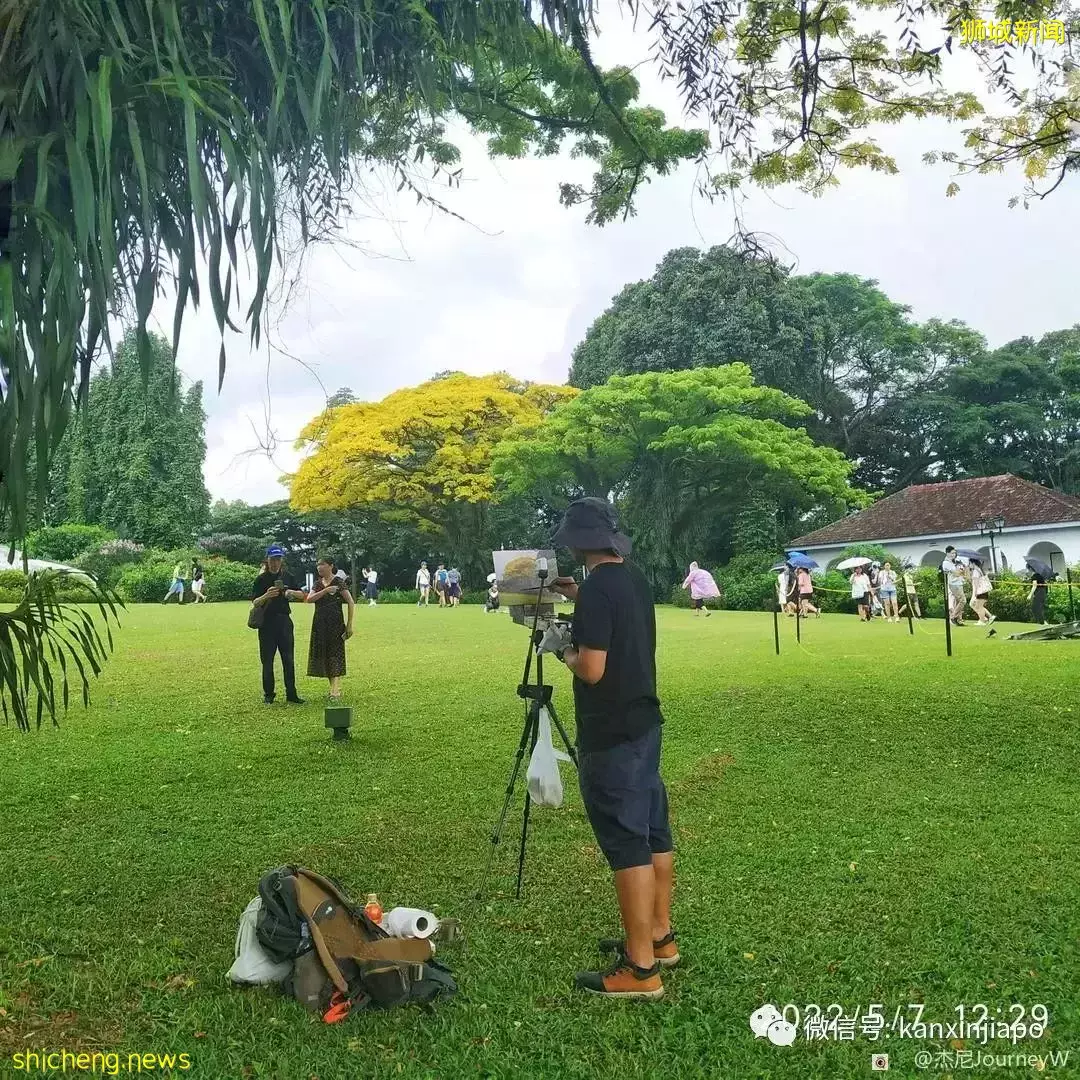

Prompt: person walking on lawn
[
  {"left": 681, "top": 561, "right": 719, "bottom": 617},
  {"left": 549, "top": 498, "right": 675, "bottom": 1000},
  {"left": 162, "top": 560, "right": 187, "bottom": 604}
]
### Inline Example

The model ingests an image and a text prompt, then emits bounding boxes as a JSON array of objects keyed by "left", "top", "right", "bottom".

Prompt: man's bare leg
[
  {"left": 651, "top": 851, "right": 673, "bottom": 940},
  {"left": 613, "top": 865, "right": 656, "bottom": 969}
]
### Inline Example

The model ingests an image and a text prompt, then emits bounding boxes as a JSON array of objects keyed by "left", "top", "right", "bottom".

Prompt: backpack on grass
[{"left": 255, "top": 865, "right": 456, "bottom": 1018}]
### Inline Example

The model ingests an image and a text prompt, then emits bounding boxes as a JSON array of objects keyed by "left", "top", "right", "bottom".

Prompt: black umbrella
[
  {"left": 953, "top": 548, "right": 984, "bottom": 560},
  {"left": 1025, "top": 557, "right": 1057, "bottom": 580}
]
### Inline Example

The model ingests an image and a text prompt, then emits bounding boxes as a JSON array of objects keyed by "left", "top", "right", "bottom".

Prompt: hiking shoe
[
  {"left": 599, "top": 931, "right": 680, "bottom": 968},
  {"left": 285, "top": 695, "right": 306, "bottom": 705},
  {"left": 263, "top": 695, "right": 275, "bottom": 705},
  {"left": 575, "top": 960, "right": 663, "bottom": 999}
]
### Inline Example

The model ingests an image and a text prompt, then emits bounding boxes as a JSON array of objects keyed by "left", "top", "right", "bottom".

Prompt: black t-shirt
[
  {"left": 570, "top": 560, "right": 663, "bottom": 752},
  {"left": 252, "top": 570, "right": 300, "bottom": 620}
]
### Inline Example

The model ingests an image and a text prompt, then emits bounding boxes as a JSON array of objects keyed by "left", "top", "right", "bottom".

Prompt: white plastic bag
[
  {"left": 227, "top": 896, "right": 293, "bottom": 985},
  {"left": 526, "top": 707, "right": 572, "bottom": 808}
]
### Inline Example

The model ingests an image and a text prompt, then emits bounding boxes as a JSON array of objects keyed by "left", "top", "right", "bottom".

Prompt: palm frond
[{"left": 0, "top": 568, "right": 121, "bottom": 732}]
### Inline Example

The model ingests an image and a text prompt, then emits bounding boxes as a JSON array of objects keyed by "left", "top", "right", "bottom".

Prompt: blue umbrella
[{"left": 785, "top": 552, "right": 819, "bottom": 569}]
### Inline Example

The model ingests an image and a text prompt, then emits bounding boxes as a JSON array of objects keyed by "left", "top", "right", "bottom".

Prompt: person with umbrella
[
  {"left": 775, "top": 562, "right": 796, "bottom": 616},
  {"left": 485, "top": 571, "right": 500, "bottom": 613},
  {"left": 941, "top": 546, "right": 969, "bottom": 626},
  {"left": 795, "top": 564, "right": 820, "bottom": 617},
  {"left": 1026, "top": 558, "right": 1054, "bottom": 624},
  {"left": 682, "top": 561, "right": 720, "bottom": 618}
]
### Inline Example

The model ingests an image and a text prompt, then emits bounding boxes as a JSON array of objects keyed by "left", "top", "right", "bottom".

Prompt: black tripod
[{"left": 478, "top": 570, "right": 578, "bottom": 900}]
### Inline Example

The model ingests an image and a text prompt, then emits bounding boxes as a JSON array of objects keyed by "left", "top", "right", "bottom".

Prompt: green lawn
[{"left": 2, "top": 604, "right": 1079, "bottom": 1079}]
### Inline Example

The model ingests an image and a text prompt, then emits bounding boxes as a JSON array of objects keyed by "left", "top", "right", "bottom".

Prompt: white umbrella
[
  {"left": 835, "top": 556, "right": 872, "bottom": 571},
  {"left": 486, "top": 572, "right": 497, "bottom": 583}
]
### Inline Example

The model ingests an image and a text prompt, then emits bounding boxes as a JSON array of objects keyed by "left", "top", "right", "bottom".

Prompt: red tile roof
[{"left": 790, "top": 475, "right": 1080, "bottom": 548}]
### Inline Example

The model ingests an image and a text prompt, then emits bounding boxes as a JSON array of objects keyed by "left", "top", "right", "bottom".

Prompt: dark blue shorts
[{"left": 578, "top": 724, "right": 672, "bottom": 871}]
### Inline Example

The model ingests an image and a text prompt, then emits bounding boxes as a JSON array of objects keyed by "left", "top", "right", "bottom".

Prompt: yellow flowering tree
[{"left": 291, "top": 373, "right": 576, "bottom": 580}]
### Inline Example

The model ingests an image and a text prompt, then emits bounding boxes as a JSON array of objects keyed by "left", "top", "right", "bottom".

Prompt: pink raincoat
[{"left": 682, "top": 562, "right": 720, "bottom": 600}]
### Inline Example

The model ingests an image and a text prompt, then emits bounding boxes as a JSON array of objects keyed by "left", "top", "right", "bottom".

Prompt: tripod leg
[
  {"left": 515, "top": 698, "right": 542, "bottom": 899},
  {"left": 515, "top": 790, "right": 533, "bottom": 900},
  {"left": 477, "top": 706, "right": 537, "bottom": 901}
]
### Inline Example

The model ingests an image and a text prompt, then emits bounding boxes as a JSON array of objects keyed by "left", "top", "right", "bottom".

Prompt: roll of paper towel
[{"left": 380, "top": 907, "right": 439, "bottom": 939}]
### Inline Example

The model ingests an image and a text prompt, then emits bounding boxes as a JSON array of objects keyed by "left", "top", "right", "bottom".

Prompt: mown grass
[{"left": 1, "top": 604, "right": 1079, "bottom": 1079}]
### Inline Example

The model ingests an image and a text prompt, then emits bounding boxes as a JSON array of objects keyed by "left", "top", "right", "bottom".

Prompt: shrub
[
  {"left": 0, "top": 567, "right": 104, "bottom": 606},
  {"left": 24, "top": 524, "right": 115, "bottom": 563},
  {"left": 198, "top": 533, "right": 270, "bottom": 565},
  {"left": 76, "top": 539, "right": 145, "bottom": 587},
  {"left": 202, "top": 559, "right": 259, "bottom": 602},
  {"left": 711, "top": 553, "right": 777, "bottom": 611},
  {"left": 117, "top": 554, "right": 257, "bottom": 602}
]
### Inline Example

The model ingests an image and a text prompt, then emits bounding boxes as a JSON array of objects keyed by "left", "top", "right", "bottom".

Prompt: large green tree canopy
[
  {"left": 492, "top": 364, "right": 859, "bottom": 590},
  {"left": 569, "top": 244, "right": 1080, "bottom": 496}
]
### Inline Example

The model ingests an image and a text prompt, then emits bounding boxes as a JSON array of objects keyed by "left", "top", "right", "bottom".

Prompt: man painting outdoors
[
  {"left": 251, "top": 544, "right": 307, "bottom": 705},
  {"left": 162, "top": 560, "right": 187, "bottom": 604},
  {"left": 548, "top": 497, "right": 674, "bottom": 1000}
]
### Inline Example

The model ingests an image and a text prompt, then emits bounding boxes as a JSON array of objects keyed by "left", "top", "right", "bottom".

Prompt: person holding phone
[
  {"left": 306, "top": 557, "right": 354, "bottom": 701},
  {"left": 251, "top": 544, "right": 306, "bottom": 704}
]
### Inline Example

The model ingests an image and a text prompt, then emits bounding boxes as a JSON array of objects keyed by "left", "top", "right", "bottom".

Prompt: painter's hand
[{"left": 550, "top": 577, "right": 579, "bottom": 602}]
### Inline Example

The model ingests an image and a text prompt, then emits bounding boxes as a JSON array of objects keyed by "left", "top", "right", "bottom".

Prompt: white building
[{"left": 789, "top": 474, "right": 1080, "bottom": 574}]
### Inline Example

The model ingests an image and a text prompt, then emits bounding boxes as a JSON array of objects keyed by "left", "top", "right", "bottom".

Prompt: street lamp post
[{"left": 975, "top": 515, "right": 1006, "bottom": 574}]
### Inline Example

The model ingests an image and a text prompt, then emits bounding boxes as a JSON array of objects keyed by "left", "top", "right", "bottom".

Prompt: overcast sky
[{"left": 148, "top": 12, "right": 1080, "bottom": 505}]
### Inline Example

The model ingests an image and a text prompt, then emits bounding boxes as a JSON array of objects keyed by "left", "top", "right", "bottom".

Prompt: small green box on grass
[{"left": 325, "top": 706, "right": 352, "bottom": 740}]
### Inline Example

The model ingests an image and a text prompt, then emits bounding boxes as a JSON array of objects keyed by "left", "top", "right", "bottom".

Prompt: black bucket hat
[{"left": 551, "top": 497, "right": 632, "bottom": 556}]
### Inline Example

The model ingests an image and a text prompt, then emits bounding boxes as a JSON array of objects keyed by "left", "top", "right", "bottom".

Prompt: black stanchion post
[
  {"left": 940, "top": 570, "right": 953, "bottom": 658},
  {"left": 906, "top": 588, "right": 915, "bottom": 636},
  {"left": 795, "top": 599, "right": 801, "bottom": 643},
  {"left": 1068, "top": 568, "right": 1075, "bottom": 624},
  {"left": 773, "top": 607, "right": 781, "bottom": 655}
]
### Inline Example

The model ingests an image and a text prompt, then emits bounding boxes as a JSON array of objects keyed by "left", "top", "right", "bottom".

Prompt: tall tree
[
  {"left": 290, "top": 373, "right": 576, "bottom": 581},
  {"left": 569, "top": 246, "right": 795, "bottom": 390},
  {"left": 54, "top": 331, "right": 210, "bottom": 548},
  {"left": 493, "top": 365, "right": 859, "bottom": 591},
  {"left": 930, "top": 329, "right": 1080, "bottom": 494},
  {"left": 570, "top": 247, "right": 987, "bottom": 492}
]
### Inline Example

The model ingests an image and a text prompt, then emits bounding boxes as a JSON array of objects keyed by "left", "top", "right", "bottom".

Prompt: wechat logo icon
[{"left": 749, "top": 1004, "right": 798, "bottom": 1046}]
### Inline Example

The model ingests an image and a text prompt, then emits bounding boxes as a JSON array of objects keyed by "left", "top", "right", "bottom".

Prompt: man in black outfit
[
  {"left": 548, "top": 498, "right": 674, "bottom": 1000},
  {"left": 251, "top": 544, "right": 306, "bottom": 704}
]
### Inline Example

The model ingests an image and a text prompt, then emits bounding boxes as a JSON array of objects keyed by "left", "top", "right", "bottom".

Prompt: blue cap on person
[{"left": 266, "top": 543, "right": 285, "bottom": 557}]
